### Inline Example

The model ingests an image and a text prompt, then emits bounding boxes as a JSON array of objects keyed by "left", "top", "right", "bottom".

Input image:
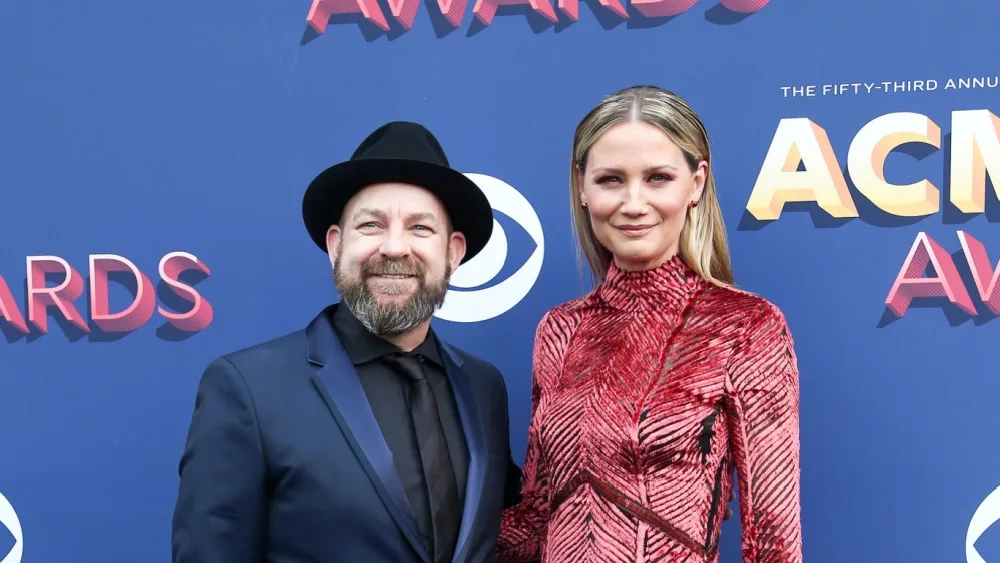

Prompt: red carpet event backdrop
[{"left": 0, "top": 0, "right": 997, "bottom": 561}]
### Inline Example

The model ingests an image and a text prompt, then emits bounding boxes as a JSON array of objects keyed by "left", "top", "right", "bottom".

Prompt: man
[{"left": 171, "top": 121, "right": 522, "bottom": 563}]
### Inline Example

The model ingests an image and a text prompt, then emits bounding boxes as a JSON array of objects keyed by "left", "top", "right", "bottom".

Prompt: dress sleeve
[
  {"left": 496, "top": 311, "right": 561, "bottom": 563},
  {"left": 725, "top": 302, "right": 803, "bottom": 562}
]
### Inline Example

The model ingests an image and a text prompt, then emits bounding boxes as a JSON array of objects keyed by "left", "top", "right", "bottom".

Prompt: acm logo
[
  {"left": 0, "top": 492, "right": 22, "bottom": 563},
  {"left": 742, "top": 108, "right": 1000, "bottom": 323},
  {"left": 434, "top": 173, "right": 544, "bottom": 324}
]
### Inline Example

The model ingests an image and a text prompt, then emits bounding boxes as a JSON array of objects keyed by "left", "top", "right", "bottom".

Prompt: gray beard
[{"left": 334, "top": 249, "right": 451, "bottom": 336}]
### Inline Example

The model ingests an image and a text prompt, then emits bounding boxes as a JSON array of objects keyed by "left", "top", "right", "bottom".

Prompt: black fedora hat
[{"left": 302, "top": 121, "right": 494, "bottom": 264}]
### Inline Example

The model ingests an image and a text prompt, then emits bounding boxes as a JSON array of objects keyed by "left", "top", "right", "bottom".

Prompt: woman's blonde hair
[{"left": 570, "top": 85, "right": 734, "bottom": 287}]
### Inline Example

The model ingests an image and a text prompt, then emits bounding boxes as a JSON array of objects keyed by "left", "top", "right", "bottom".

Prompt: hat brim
[{"left": 302, "top": 157, "right": 494, "bottom": 264}]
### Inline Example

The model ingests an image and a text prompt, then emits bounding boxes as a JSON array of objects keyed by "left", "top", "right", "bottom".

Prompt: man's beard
[{"left": 334, "top": 247, "right": 452, "bottom": 336}]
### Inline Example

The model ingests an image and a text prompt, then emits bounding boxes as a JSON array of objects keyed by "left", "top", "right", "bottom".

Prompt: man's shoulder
[
  {"left": 439, "top": 341, "right": 502, "bottom": 379},
  {"left": 438, "top": 340, "right": 512, "bottom": 411},
  {"left": 209, "top": 328, "right": 308, "bottom": 376}
]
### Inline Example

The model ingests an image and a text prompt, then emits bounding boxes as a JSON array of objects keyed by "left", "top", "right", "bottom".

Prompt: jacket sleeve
[
  {"left": 171, "top": 358, "right": 267, "bottom": 563},
  {"left": 725, "top": 302, "right": 803, "bottom": 563},
  {"left": 496, "top": 311, "right": 561, "bottom": 563},
  {"left": 498, "top": 367, "right": 525, "bottom": 510}
]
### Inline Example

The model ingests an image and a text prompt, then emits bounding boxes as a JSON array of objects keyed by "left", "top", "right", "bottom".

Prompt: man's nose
[{"left": 379, "top": 225, "right": 411, "bottom": 258}]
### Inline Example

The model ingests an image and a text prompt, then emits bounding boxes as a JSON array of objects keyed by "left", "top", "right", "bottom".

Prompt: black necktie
[{"left": 384, "top": 353, "right": 461, "bottom": 563}]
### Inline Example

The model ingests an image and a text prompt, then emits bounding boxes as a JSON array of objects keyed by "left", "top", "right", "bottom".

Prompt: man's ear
[
  {"left": 448, "top": 231, "right": 467, "bottom": 272},
  {"left": 326, "top": 225, "right": 342, "bottom": 268}
]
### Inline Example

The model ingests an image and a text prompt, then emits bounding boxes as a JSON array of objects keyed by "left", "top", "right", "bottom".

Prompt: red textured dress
[{"left": 497, "top": 256, "right": 802, "bottom": 562}]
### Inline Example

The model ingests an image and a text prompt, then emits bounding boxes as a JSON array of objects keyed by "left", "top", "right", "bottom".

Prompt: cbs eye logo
[
  {"left": 434, "top": 173, "right": 545, "bottom": 324},
  {"left": 967, "top": 485, "right": 1000, "bottom": 563},
  {"left": 0, "top": 491, "right": 22, "bottom": 563}
]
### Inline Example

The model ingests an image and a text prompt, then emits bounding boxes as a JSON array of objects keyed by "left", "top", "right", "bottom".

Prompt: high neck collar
[{"left": 595, "top": 254, "right": 704, "bottom": 312}]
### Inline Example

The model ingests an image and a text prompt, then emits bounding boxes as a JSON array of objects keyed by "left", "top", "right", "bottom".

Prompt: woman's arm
[
  {"left": 496, "top": 310, "right": 565, "bottom": 562},
  {"left": 725, "top": 302, "right": 803, "bottom": 562}
]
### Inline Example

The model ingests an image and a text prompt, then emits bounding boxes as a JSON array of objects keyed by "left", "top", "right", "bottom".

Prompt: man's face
[{"left": 326, "top": 183, "right": 467, "bottom": 336}]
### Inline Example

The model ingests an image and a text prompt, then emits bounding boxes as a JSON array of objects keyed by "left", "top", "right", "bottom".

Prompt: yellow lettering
[
  {"left": 949, "top": 110, "right": 1000, "bottom": 213},
  {"left": 745, "top": 118, "right": 858, "bottom": 221},
  {"left": 846, "top": 112, "right": 940, "bottom": 217}
]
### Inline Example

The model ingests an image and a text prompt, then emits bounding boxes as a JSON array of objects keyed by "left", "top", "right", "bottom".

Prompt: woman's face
[{"left": 579, "top": 121, "right": 706, "bottom": 272}]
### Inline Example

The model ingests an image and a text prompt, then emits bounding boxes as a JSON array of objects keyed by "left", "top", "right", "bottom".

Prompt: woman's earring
[
  {"left": 581, "top": 201, "right": 588, "bottom": 208},
  {"left": 690, "top": 201, "right": 698, "bottom": 208}
]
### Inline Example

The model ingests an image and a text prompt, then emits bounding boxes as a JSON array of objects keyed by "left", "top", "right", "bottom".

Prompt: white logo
[
  {"left": 434, "top": 173, "right": 545, "bottom": 323},
  {"left": 0, "top": 491, "right": 22, "bottom": 563},
  {"left": 968, "top": 485, "right": 1000, "bottom": 563}
]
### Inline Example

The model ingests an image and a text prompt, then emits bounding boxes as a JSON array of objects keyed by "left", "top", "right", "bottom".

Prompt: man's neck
[{"left": 382, "top": 319, "right": 432, "bottom": 352}]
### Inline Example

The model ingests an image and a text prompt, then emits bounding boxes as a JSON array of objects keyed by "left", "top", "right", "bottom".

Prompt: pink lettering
[
  {"left": 26, "top": 256, "right": 90, "bottom": 334},
  {"left": 431, "top": 0, "right": 470, "bottom": 26},
  {"left": 557, "top": 0, "right": 625, "bottom": 20},
  {"left": 1, "top": 252, "right": 212, "bottom": 340},
  {"left": 307, "top": 0, "right": 390, "bottom": 33},
  {"left": 719, "top": 0, "right": 770, "bottom": 12},
  {"left": 305, "top": 0, "right": 766, "bottom": 36},
  {"left": 385, "top": 0, "right": 423, "bottom": 28},
  {"left": 89, "top": 254, "right": 156, "bottom": 333},
  {"left": 630, "top": 0, "right": 695, "bottom": 18},
  {"left": 158, "top": 251, "right": 214, "bottom": 332},
  {"left": 957, "top": 230, "right": 1000, "bottom": 314},
  {"left": 472, "top": 0, "right": 557, "bottom": 25},
  {"left": 0, "top": 274, "right": 28, "bottom": 334},
  {"left": 885, "top": 232, "right": 975, "bottom": 317}
]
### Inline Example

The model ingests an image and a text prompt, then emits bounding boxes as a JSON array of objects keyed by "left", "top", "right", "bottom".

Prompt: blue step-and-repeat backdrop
[{"left": 1, "top": 0, "right": 998, "bottom": 561}]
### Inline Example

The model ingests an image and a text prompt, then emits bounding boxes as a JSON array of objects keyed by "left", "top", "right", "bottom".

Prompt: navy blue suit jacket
[{"left": 171, "top": 305, "right": 522, "bottom": 563}]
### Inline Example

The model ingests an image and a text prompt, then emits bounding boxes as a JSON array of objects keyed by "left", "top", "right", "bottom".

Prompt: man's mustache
[{"left": 361, "top": 257, "right": 424, "bottom": 278}]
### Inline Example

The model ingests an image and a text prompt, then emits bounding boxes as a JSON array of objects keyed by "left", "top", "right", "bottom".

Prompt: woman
[{"left": 497, "top": 85, "right": 802, "bottom": 562}]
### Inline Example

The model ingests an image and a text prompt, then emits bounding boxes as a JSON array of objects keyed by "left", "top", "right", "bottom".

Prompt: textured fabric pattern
[{"left": 497, "top": 255, "right": 802, "bottom": 563}]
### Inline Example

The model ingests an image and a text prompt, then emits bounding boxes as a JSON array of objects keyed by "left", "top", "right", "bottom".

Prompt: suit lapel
[
  {"left": 305, "top": 307, "right": 429, "bottom": 563},
  {"left": 438, "top": 342, "right": 487, "bottom": 563}
]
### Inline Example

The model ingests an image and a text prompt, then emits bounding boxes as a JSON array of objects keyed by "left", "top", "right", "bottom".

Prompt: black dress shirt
[{"left": 331, "top": 304, "right": 469, "bottom": 554}]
